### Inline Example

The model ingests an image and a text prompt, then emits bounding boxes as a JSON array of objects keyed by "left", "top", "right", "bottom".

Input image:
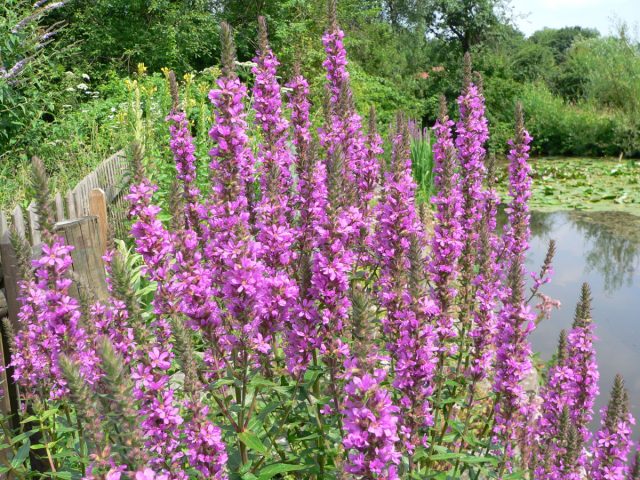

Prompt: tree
[
  {"left": 420, "top": 0, "right": 512, "bottom": 52},
  {"left": 530, "top": 26, "right": 599, "bottom": 62}
]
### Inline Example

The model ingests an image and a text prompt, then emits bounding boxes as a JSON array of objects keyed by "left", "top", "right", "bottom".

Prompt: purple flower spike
[
  {"left": 429, "top": 97, "right": 464, "bottom": 350},
  {"left": 591, "top": 375, "right": 635, "bottom": 480},
  {"left": 342, "top": 361, "right": 401, "bottom": 479}
]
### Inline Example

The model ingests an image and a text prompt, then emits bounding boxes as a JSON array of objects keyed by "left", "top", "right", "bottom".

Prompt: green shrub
[{"left": 520, "top": 83, "right": 639, "bottom": 157}]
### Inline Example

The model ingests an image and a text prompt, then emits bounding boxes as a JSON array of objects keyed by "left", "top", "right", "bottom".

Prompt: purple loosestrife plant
[
  {"left": 127, "top": 179, "right": 230, "bottom": 479},
  {"left": 320, "top": 3, "right": 378, "bottom": 212},
  {"left": 12, "top": 16, "right": 640, "bottom": 480},
  {"left": 429, "top": 97, "right": 464, "bottom": 351},
  {"left": 502, "top": 105, "right": 533, "bottom": 266},
  {"left": 166, "top": 110, "right": 200, "bottom": 230},
  {"left": 130, "top": 327, "right": 185, "bottom": 475},
  {"left": 567, "top": 283, "right": 599, "bottom": 449},
  {"left": 454, "top": 65, "right": 491, "bottom": 405},
  {"left": 341, "top": 287, "right": 401, "bottom": 479},
  {"left": 285, "top": 71, "right": 330, "bottom": 375},
  {"left": 493, "top": 105, "right": 536, "bottom": 472},
  {"left": 373, "top": 116, "right": 437, "bottom": 452},
  {"left": 11, "top": 241, "right": 100, "bottom": 400},
  {"left": 591, "top": 375, "right": 635, "bottom": 480},
  {"left": 534, "top": 331, "right": 577, "bottom": 479},
  {"left": 492, "top": 260, "right": 536, "bottom": 472},
  {"left": 455, "top": 58, "right": 488, "bottom": 290},
  {"left": 287, "top": 63, "right": 312, "bottom": 167},
  {"left": 342, "top": 359, "right": 401, "bottom": 479},
  {"left": 203, "top": 24, "right": 269, "bottom": 358},
  {"left": 467, "top": 160, "right": 500, "bottom": 384},
  {"left": 252, "top": 18, "right": 299, "bottom": 345}
]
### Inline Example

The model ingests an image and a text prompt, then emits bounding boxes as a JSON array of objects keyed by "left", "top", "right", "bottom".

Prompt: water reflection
[
  {"left": 526, "top": 211, "right": 640, "bottom": 434},
  {"left": 569, "top": 212, "right": 640, "bottom": 293}
]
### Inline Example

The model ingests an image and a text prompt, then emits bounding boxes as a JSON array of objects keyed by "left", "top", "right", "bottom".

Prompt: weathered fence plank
[
  {"left": 11, "top": 206, "right": 25, "bottom": 240},
  {"left": 0, "top": 212, "right": 7, "bottom": 239},
  {"left": 88, "top": 189, "right": 108, "bottom": 254},
  {"left": 66, "top": 190, "right": 77, "bottom": 219},
  {"left": 0, "top": 233, "right": 23, "bottom": 427},
  {"left": 54, "top": 192, "right": 65, "bottom": 222},
  {"left": 54, "top": 217, "right": 108, "bottom": 300},
  {"left": 27, "top": 201, "right": 41, "bottom": 246}
]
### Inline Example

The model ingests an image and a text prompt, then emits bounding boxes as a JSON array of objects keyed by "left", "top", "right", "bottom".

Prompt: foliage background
[{"left": 2, "top": 0, "right": 640, "bottom": 208}]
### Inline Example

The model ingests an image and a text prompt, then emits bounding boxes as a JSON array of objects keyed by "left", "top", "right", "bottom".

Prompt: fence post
[
  {"left": 0, "top": 212, "right": 7, "bottom": 239},
  {"left": 54, "top": 192, "right": 65, "bottom": 222},
  {"left": 88, "top": 189, "right": 108, "bottom": 255},
  {"left": 0, "top": 233, "right": 23, "bottom": 429},
  {"left": 54, "top": 217, "right": 108, "bottom": 300},
  {"left": 11, "top": 207, "right": 25, "bottom": 242},
  {"left": 26, "top": 201, "right": 41, "bottom": 246},
  {"left": 66, "top": 191, "right": 76, "bottom": 220}
]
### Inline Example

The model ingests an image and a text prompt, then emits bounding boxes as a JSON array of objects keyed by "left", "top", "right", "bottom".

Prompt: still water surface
[{"left": 526, "top": 211, "right": 640, "bottom": 433}]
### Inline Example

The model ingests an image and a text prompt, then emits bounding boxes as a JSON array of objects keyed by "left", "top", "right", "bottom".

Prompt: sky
[{"left": 509, "top": 0, "right": 640, "bottom": 37}]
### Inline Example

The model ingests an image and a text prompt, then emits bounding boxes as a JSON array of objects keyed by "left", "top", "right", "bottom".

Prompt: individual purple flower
[{"left": 133, "top": 468, "right": 169, "bottom": 480}]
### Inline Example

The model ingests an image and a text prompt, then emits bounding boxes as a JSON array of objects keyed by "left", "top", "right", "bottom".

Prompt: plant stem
[{"left": 312, "top": 350, "right": 326, "bottom": 478}]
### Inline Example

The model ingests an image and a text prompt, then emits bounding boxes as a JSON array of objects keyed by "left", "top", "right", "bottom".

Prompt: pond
[{"left": 526, "top": 210, "right": 640, "bottom": 434}]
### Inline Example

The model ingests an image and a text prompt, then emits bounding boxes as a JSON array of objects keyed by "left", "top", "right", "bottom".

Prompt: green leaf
[
  {"left": 211, "top": 378, "right": 236, "bottom": 389},
  {"left": 257, "top": 463, "right": 309, "bottom": 479},
  {"left": 11, "top": 440, "right": 30, "bottom": 469},
  {"left": 238, "top": 430, "right": 268, "bottom": 455},
  {"left": 428, "top": 452, "right": 462, "bottom": 461},
  {"left": 10, "top": 431, "right": 35, "bottom": 445},
  {"left": 460, "top": 455, "right": 499, "bottom": 466},
  {"left": 249, "top": 376, "right": 289, "bottom": 395},
  {"left": 50, "top": 472, "right": 73, "bottom": 480}
]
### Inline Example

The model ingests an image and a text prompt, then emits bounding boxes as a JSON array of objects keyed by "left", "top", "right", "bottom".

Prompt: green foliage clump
[{"left": 51, "top": 0, "right": 220, "bottom": 76}]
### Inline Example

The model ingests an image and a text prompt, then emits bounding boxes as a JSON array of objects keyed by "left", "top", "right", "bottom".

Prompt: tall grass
[{"left": 409, "top": 121, "right": 435, "bottom": 202}]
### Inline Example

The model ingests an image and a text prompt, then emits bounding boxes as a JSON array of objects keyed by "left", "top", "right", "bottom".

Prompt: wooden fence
[
  {"left": 0, "top": 150, "right": 130, "bottom": 429},
  {"left": 0, "top": 150, "right": 129, "bottom": 243}
]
